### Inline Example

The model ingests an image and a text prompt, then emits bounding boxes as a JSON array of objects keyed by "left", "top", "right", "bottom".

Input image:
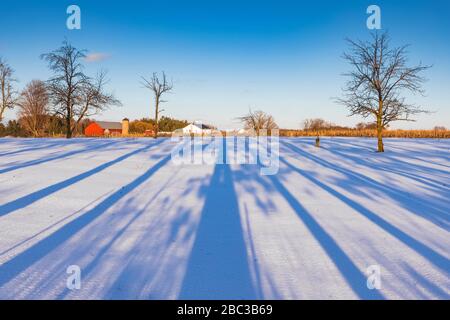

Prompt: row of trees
[
  {"left": 0, "top": 116, "right": 84, "bottom": 137},
  {"left": 0, "top": 41, "right": 121, "bottom": 138},
  {"left": 0, "top": 114, "right": 189, "bottom": 138},
  {"left": 303, "top": 118, "right": 391, "bottom": 131},
  {"left": 1, "top": 32, "right": 434, "bottom": 151},
  {"left": 302, "top": 118, "right": 356, "bottom": 131},
  {"left": 1, "top": 42, "right": 177, "bottom": 139}
]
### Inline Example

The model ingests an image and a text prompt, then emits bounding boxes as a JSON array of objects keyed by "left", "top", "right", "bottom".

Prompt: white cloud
[{"left": 84, "top": 53, "right": 110, "bottom": 62}]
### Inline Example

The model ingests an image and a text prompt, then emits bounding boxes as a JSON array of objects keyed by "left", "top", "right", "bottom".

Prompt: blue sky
[{"left": 1, "top": 0, "right": 449, "bottom": 129}]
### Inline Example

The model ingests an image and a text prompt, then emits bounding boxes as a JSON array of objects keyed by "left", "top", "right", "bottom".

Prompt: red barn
[{"left": 85, "top": 120, "right": 128, "bottom": 136}]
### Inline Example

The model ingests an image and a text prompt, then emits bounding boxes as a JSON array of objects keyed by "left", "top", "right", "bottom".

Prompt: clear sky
[{"left": 1, "top": 0, "right": 449, "bottom": 129}]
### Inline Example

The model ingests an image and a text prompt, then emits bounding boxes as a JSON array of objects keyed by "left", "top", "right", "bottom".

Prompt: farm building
[
  {"left": 182, "top": 123, "right": 215, "bottom": 135},
  {"left": 85, "top": 118, "right": 129, "bottom": 136}
]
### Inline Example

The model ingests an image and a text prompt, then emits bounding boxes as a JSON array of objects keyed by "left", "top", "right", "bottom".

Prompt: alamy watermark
[
  {"left": 366, "top": 265, "right": 382, "bottom": 290},
  {"left": 66, "top": 5, "right": 81, "bottom": 30},
  {"left": 64, "top": 5, "right": 381, "bottom": 31},
  {"left": 66, "top": 265, "right": 81, "bottom": 290},
  {"left": 367, "top": 5, "right": 381, "bottom": 30}
]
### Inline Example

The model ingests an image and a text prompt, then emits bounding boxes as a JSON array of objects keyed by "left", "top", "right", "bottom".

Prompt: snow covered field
[{"left": 0, "top": 137, "right": 448, "bottom": 300}]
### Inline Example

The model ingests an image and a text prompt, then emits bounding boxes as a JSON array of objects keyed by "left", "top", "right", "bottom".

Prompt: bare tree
[
  {"left": 72, "top": 71, "right": 121, "bottom": 134},
  {"left": 337, "top": 32, "right": 430, "bottom": 152},
  {"left": 17, "top": 80, "right": 49, "bottom": 137},
  {"left": 41, "top": 41, "right": 87, "bottom": 138},
  {"left": 238, "top": 109, "right": 278, "bottom": 135},
  {"left": 42, "top": 41, "right": 120, "bottom": 138},
  {"left": 303, "top": 118, "right": 329, "bottom": 131},
  {"left": 0, "top": 58, "right": 17, "bottom": 122},
  {"left": 141, "top": 72, "right": 173, "bottom": 138}
]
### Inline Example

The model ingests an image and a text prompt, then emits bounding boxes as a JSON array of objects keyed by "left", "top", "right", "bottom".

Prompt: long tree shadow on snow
[
  {"left": 0, "top": 140, "right": 165, "bottom": 217},
  {"left": 0, "top": 152, "right": 172, "bottom": 290},
  {"left": 229, "top": 138, "right": 383, "bottom": 299},
  {"left": 266, "top": 173, "right": 384, "bottom": 299},
  {"left": 0, "top": 139, "right": 66, "bottom": 158},
  {"left": 0, "top": 139, "right": 121, "bottom": 175},
  {"left": 277, "top": 150, "right": 450, "bottom": 276},
  {"left": 282, "top": 141, "right": 450, "bottom": 230},
  {"left": 382, "top": 141, "right": 450, "bottom": 166},
  {"left": 322, "top": 139, "right": 450, "bottom": 187},
  {"left": 178, "top": 141, "right": 257, "bottom": 299},
  {"left": 54, "top": 167, "right": 182, "bottom": 300},
  {"left": 231, "top": 139, "right": 383, "bottom": 299}
]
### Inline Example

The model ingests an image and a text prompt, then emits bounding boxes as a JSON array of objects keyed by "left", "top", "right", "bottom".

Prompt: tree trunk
[
  {"left": 154, "top": 97, "right": 159, "bottom": 139},
  {"left": 66, "top": 104, "right": 72, "bottom": 139},
  {"left": 376, "top": 125, "right": 384, "bottom": 152},
  {"left": 1, "top": 81, "right": 6, "bottom": 122},
  {"left": 376, "top": 102, "right": 384, "bottom": 152}
]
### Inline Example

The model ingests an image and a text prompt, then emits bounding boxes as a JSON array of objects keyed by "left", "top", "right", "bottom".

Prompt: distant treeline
[
  {"left": 2, "top": 115, "right": 448, "bottom": 138},
  {"left": 280, "top": 118, "right": 449, "bottom": 138},
  {"left": 0, "top": 116, "right": 88, "bottom": 138},
  {"left": 0, "top": 116, "right": 189, "bottom": 137},
  {"left": 129, "top": 117, "right": 188, "bottom": 134},
  {"left": 281, "top": 129, "right": 450, "bottom": 139}
]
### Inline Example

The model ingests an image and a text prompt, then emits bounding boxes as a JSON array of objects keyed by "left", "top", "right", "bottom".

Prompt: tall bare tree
[
  {"left": 42, "top": 41, "right": 120, "bottom": 138},
  {"left": 0, "top": 58, "right": 17, "bottom": 122},
  {"left": 238, "top": 109, "right": 278, "bottom": 135},
  {"left": 141, "top": 72, "right": 173, "bottom": 138},
  {"left": 41, "top": 41, "right": 87, "bottom": 138},
  {"left": 17, "top": 80, "right": 49, "bottom": 137},
  {"left": 337, "top": 32, "right": 430, "bottom": 152}
]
